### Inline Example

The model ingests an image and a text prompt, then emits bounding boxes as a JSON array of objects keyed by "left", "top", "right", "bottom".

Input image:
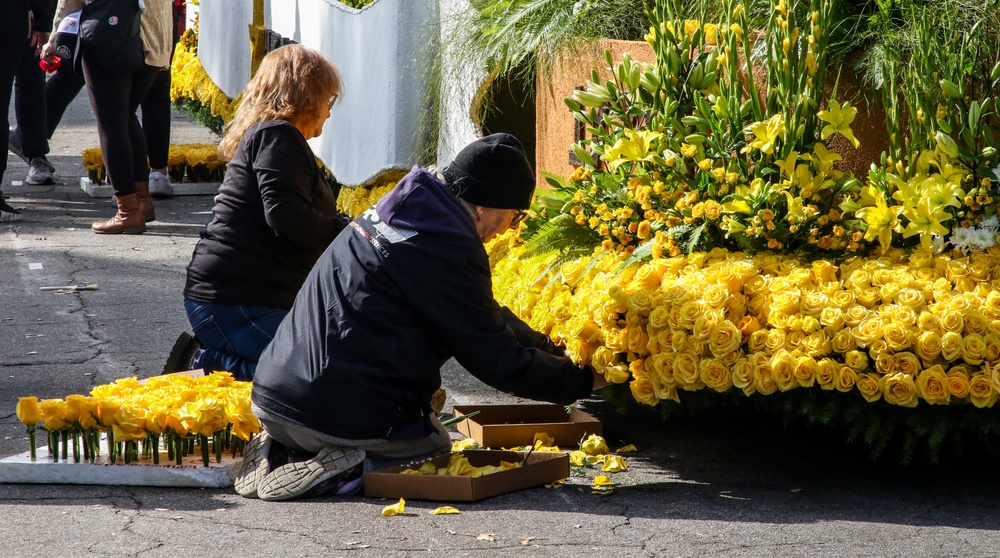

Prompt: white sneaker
[
  {"left": 26, "top": 157, "right": 55, "bottom": 185},
  {"left": 148, "top": 170, "right": 174, "bottom": 198}
]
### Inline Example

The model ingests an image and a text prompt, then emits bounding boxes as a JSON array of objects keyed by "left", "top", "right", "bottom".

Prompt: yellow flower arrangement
[
  {"left": 17, "top": 373, "right": 258, "bottom": 465},
  {"left": 489, "top": 234, "right": 1000, "bottom": 411},
  {"left": 82, "top": 143, "right": 226, "bottom": 186}
]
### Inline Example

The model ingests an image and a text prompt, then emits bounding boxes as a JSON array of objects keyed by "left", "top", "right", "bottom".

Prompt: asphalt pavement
[{"left": 1, "top": 92, "right": 999, "bottom": 558}]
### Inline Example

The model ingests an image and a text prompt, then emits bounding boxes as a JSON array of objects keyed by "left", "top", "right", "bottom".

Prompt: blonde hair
[{"left": 219, "top": 44, "right": 342, "bottom": 159}]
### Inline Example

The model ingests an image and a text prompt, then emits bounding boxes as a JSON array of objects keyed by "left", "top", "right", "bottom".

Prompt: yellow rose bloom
[
  {"left": 915, "top": 330, "right": 943, "bottom": 363},
  {"left": 815, "top": 358, "right": 838, "bottom": 390},
  {"left": 39, "top": 398, "right": 70, "bottom": 431},
  {"left": 915, "top": 366, "right": 950, "bottom": 405},
  {"left": 946, "top": 369, "right": 971, "bottom": 398},
  {"left": 835, "top": 366, "right": 858, "bottom": 393},
  {"left": 16, "top": 397, "right": 42, "bottom": 426},
  {"left": 707, "top": 320, "right": 742, "bottom": 357},
  {"left": 969, "top": 373, "right": 998, "bottom": 408},
  {"left": 882, "top": 372, "right": 919, "bottom": 407},
  {"left": 961, "top": 333, "right": 987, "bottom": 365},
  {"left": 939, "top": 331, "right": 963, "bottom": 362},
  {"left": 856, "top": 372, "right": 882, "bottom": 403},
  {"left": 770, "top": 350, "right": 797, "bottom": 391},
  {"left": 699, "top": 358, "right": 733, "bottom": 392}
]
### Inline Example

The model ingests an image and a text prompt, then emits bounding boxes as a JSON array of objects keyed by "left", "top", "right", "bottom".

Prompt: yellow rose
[
  {"left": 915, "top": 331, "right": 942, "bottom": 363},
  {"left": 648, "top": 306, "right": 671, "bottom": 331},
  {"left": 731, "top": 358, "right": 754, "bottom": 392},
  {"left": 835, "top": 366, "right": 858, "bottom": 393},
  {"left": 604, "top": 327, "right": 627, "bottom": 352},
  {"left": 626, "top": 327, "right": 650, "bottom": 356},
  {"left": 707, "top": 320, "right": 742, "bottom": 357},
  {"left": 892, "top": 352, "right": 920, "bottom": 377},
  {"left": 772, "top": 291, "right": 800, "bottom": 313},
  {"left": 962, "top": 333, "right": 987, "bottom": 365},
  {"left": 852, "top": 316, "right": 884, "bottom": 346},
  {"left": 820, "top": 307, "right": 845, "bottom": 330},
  {"left": 895, "top": 287, "right": 925, "bottom": 309},
  {"left": 843, "top": 350, "right": 868, "bottom": 372},
  {"left": 692, "top": 311, "right": 723, "bottom": 341},
  {"left": 590, "top": 346, "right": 615, "bottom": 374},
  {"left": 830, "top": 290, "right": 856, "bottom": 309},
  {"left": 699, "top": 358, "right": 733, "bottom": 392},
  {"left": 874, "top": 352, "right": 896, "bottom": 375},
  {"left": 569, "top": 450, "right": 588, "bottom": 467},
  {"left": 601, "top": 455, "right": 628, "bottom": 473},
  {"left": 829, "top": 328, "right": 856, "bottom": 354},
  {"left": 753, "top": 360, "right": 777, "bottom": 395},
  {"left": 770, "top": 350, "right": 797, "bottom": 392},
  {"left": 629, "top": 374, "right": 659, "bottom": 406},
  {"left": 815, "top": 358, "right": 838, "bottom": 390},
  {"left": 764, "top": 329, "right": 787, "bottom": 354},
  {"left": 969, "top": 373, "right": 998, "bottom": 408},
  {"left": 39, "top": 398, "right": 70, "bottom": 430},
  {"left": 801, "top": 330, "right": 832, "bottom": 357},
  {"left": 627, "top": 290, "right": 654, "bottom": 313},
  {"left": 604, "top": 363, "right": 631, "bottom": 384},
  {"left": 915, "top": 365, "right": 950, "bottom": 404},
  {"left": 799, "top": 292, "right": 827, "bottom": 316},
  {"left": 581, "top": 434, "right": 609, "bottom": 456},
  {"left": 673, "top": 353, "right": 702, "bottom": 389},
  {"left": 844, "top": 304, "right": 870, "bottom": 327},
  {"left": 938, "top": 309, "right": 964, "bottom": 333},
  {"left": 16, "top": 397, "right": 42, "bottom": 426},
  {"left": 984, "top": 334, "right": 1000, "bottom": 361},
  {"left": 701, "top": 284, "right": 730, "bottom": 309},
  {"left": 965, "top": 310, "right": 988, "bottom": 335},
  {"left": 855, "top": 287, "right": 881, "bottom": 308},
  {"left": 882, "top": 322, "right": 913, "bottom": 352},
  {"left": 939, "top": 331, "right": 963, "bottom": 362},
  {"left": 748, "top": 329, "right": 769, "bottom": 353},
  {"left": 946, "top": 369, "right": 971, "bottom": 398},
  {"left": 882, "top": 372, "right": 919, "bottom": 407},
  {"left": 856, "top": 372, "right": 882, "bottom": 402},
  {"left": 793, "top": 355, "right": 817, "bottom": 388}
]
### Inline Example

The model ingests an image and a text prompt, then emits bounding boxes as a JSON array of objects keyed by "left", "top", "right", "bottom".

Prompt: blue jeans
[{"left": 184, "top": 299, "right": 287, "bottom": 381}]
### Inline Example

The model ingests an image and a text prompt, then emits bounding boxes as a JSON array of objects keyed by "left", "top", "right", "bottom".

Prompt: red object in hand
[{"left": 39, "top": 56, "right": 61, "bottom": 73}]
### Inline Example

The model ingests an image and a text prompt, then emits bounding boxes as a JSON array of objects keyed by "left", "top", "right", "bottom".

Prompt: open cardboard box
[
  {"left": 363, "top": 450, "right": 569, "bottom": 502},
  {"left": 452, "top": 404, "right": 602, "bottom": 448}
]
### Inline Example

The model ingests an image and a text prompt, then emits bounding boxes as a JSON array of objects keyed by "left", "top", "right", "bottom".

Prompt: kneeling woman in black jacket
[
  {"left": 183, "top": 45, "right": 347, "bottom": 381},
  {"left": 236, "top": 134, "right": 608, "bottom": 501}
]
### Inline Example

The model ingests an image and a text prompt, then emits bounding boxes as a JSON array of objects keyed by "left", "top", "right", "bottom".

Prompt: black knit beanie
[{"left": 443, "top": 133, "right": 535, "bottom": 210}]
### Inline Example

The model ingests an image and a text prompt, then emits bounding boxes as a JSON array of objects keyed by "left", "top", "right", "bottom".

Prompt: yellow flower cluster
[
  {"left": 170, "top": 31, "right": 241, "bottom": 124},
  {"left": 336, "top": 178, "right": 399, "bottom": 218},
  {"left": 81, "top": 143, "right": 226, "bottom": 185},
  {"left": 490, "top": 235, "right": 1000, "bottom": 409},
  {"left": 400, "top": 453, "right": 521, "bottom": 478},
  {"left": 17, "top": 373, "right": 259, "bottom": 464}
]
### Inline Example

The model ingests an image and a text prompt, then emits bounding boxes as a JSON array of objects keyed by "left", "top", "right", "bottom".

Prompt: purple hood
[{"left": 375, "top": 167, "right": 479, "bottom": 239}]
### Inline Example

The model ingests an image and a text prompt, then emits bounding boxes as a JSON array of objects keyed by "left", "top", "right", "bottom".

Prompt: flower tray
[
  {"left": 0, "top": 435, "right": 238, "bottom": 488},
  {"left": 80, "top": 177, "right": 220, "bottom": 198},
  {"left": 363, "top": 450, "right": 569, "bottom": 502},
  {"left": 452, "top": 405, "right": 602, "bottom": 448}
]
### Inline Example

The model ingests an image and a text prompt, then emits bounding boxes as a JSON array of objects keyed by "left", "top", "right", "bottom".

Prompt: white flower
[
  {"left": 972, "top": 228, "right": 996, "bottom": 250},
  {"left": 978, "top": 214, "right": 999, "bottom": 233},
  {"left": 949, "top": 227, "right": 974, "bottom": 253},
  {"left": 931, "top": 235, "right": 946, "bottom": 253}
]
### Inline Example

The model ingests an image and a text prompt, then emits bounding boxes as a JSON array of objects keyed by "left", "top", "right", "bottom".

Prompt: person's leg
[
  {"left": 127, "top": 65, "right": 161, "bottom": 221},
  {"left": 44, "top": 61, "right": 86, "bottom": 139},
  {"left": 142, "top": 69, "right": 173, "bottom": 197},
  {"left": 184, "top": 299, "right": 287, "bottom": 381},
  {"left": 0, "top": 2, "right": 29, "bottom": 222},
  {"left": 12, "top": 37, "right": 52, "bottom": 185}
]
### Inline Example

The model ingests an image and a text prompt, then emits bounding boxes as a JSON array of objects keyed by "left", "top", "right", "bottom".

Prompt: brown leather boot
[
  {"left": 92, "top": 193, "right": 146, "bottom": 234},
  {"left": 134, "top": 181, "right": 156, "bottom": 222}
]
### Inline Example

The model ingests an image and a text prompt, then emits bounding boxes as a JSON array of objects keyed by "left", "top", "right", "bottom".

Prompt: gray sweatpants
[{"left": 252, "top": 403, "right": 452, "bottom": 472}]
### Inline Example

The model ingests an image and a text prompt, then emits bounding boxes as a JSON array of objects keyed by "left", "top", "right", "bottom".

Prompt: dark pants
[
  {"left": 1, "top": 1, "right": 29, "bottom": 181},
  {"left": 13, "top": 37, "right": 47, "bottom": 159},
  {"left": 81, "top": 58, "right": 159, "bottom": 197},
  {"left": 41, "top": 54, "right": 172, "bottom": 171},
  {"left": 184, "top": 299, "right": 288, "bottom": 382}
]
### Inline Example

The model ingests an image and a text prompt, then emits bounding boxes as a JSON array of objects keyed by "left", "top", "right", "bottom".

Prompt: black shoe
[
  {"left": 161, "top": 332, "right": 204, "bottom": 374},
  {"left": 8, "top": 130, "right": 27, "bottom": 163},
  {"left": 0, "top": 197, "right": 22, "bottom": 222}
]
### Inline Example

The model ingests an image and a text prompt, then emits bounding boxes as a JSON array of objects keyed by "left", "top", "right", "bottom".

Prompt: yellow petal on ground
[
  {"left": 569, "top": 450, "right": 589, "bottom": 467},
  {"left": 580, "top": 434, "right": 609, "bottom": 456},
  {"left": 429, "top": 506, "right": 460, "bottom": 515},
  {"left": 400, "top": 469, "right": 423, "bottom": 475},
  {"left": 592, "top": 475, "right": 615, "bottom": 487},
  {"left": 601, "top": 455, "right": 628, "bottom": 473},
  {"left": 616, "top": 444, "right": 637, "bottom": 453},
  {"left": 451, "top": 438, "right": 479, "bottom": 452},
  {"left": 381, "top": 498, "right": 406, "bottom": 516}
]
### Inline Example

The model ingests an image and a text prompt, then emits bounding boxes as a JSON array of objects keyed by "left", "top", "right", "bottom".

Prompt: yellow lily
[
  {"left": 901, "top": 197, "right": 950, "bottom": 249},
  {"left": 742, "top": 114, "right": 783, "bottom": 155},
  {"left": 857, "top": 193, "right": 900, "bottom": 252},
  {"left": 601, "top": 129, "right": 662, "bottom": 171},
  {"left": 817, "top": 100, "right": 860, "bottom": 148}
]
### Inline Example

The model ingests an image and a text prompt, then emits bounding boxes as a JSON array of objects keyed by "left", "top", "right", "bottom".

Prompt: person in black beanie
[{"left": 236, "top": 133, "right": 608, "bottom": 501}]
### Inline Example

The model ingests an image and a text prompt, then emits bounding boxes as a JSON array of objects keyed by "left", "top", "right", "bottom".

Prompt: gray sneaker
[
  {"left": 256, "top": 446, "right": 366, "bottom": 501},
  {"left": 148, "top": 170, "right": 174, "bottom": 198},
  {"left": 26, "top": 157, "right": 55, "bottom": 185}
]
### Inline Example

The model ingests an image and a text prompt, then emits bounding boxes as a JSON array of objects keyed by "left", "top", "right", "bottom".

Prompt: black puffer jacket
[{"left": 252, "top": 167, "right": 594, "bottom": 440}]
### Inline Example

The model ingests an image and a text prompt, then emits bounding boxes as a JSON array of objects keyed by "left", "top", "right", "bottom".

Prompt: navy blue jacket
[{"left": 252, "top": 167, "right": 594, "bottom": 440}]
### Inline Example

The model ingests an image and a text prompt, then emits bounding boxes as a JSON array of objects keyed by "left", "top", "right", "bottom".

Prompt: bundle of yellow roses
[
  {"left": 83, "top": 143, "right": 227, "bottom": 186},
  {"left": 15, "top": 373, "right": 259, "bottom": 466},
  {"left": 490, "top": 235, "right": 1000, "bottom": 411}
]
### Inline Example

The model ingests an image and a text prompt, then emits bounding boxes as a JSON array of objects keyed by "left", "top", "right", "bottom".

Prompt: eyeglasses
[
  {"left": 327, "top": 94, "right": 339, "bottom": 109},
  {"left": 510, "top": 210, "right": 528, "bottom": 228}
]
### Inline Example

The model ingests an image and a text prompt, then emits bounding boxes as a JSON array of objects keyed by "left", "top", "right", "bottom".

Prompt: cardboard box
[
  {"left": 452, "top": 404, "right": 602, "bottom": 448},
  {"left": 363, "top": 450, "right": 568, "bottom": 502}
]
